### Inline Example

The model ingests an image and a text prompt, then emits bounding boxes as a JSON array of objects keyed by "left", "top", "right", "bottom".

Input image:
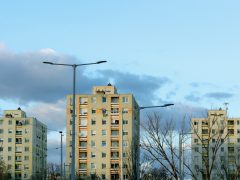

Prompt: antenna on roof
[{"left": 224, "top": 102, "right": 229, "bottom": 111}]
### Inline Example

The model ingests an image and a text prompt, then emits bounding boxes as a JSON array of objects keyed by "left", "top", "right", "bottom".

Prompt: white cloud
[{"left": 25, "top": 99, "right": 66, "bottom": 130}]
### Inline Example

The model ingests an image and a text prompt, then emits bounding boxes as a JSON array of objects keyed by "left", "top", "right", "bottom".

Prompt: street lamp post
[
  {"left": 59, "top": 131, "right": 63, "bottom": 180},
  {"left": 179, "top": 132, "right": 192, "bottom": 180},
  {"left": 43, "top": 60, "right": 107, "bottom": 180},
  {"left": 121, "top": 103, "right": 174, "bottom": 180}
]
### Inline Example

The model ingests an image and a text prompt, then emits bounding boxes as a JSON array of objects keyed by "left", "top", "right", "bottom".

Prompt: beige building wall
[
  {"left": 66, "top": 84, "right": 139, "bottom": 179},
  {"left": 191, "top": 109, "right": 240, "bottom": 180},
  {"left": 0, "top": 108, "right": 47, "bottom": 180}
]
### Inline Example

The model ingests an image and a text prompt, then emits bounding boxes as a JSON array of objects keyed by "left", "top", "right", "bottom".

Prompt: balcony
[
  {"left": 111, "top": 120, "right": 119, "bottom": 126},
  {"left": 111, "top": 131, "right": 119, "bottom": 138},
  {"left": 79, "top": 152, "right": 87, "bottom": 160},
  {"left": 111, "top": 152, "right": 119, "bottom": 159},
  {"left": 111, "top": 108, "right": 119, "bottom": 115},
  {"left": 16, "top": 131, "right": 22, "bottom": 135},
  {"left": 16, "top": 121, "right": 23, "bottom": 127},
  {"left": 111, "top": 97, "right": 119, "bottom": 104}
]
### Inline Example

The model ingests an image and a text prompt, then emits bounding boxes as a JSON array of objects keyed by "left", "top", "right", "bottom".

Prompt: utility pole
[{"left": 59, "top": 131, "right": 63, "bottom": 180}]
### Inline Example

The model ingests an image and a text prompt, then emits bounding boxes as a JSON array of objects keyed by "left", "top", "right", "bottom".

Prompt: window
[
  {"left": 102, "top": 152, "right": 106, "bottom": 158},
  {"left": 91, "top": 152, "right": 96, "bottom": 158},
  {"left": 102, "top": 130, "right": 106, "bottom": 136},
  {"left": 238, "top": 129, "right": 240, "bottom": 134},
  {"left": 194, "top": 121, "right": 198, "bottom": 125},
  {"left": 79, "top": 152, "right": 87, "bottom": 159},
  {"left": 122, "top": 108, "right": 128, "bottom": 113},
  {"left": 238, "top": 120, "right": 240, "bottom": 125},
  {"left": 111, "top": 108, "right": 119, "bottom": 114},
  {"left": 102, "top": 97, "right": 107, "bottom": 103},
  {"left": 102, "top": 119, "right": 106, "bottom": 125},
  {"left": 228, "top": 147, "right": 234, "bottom": 153},
  {"left": 102, "top": 174, "right": 106, "bottom": 180},
  {"left": 91, "top": 119, "right": 96, "bottom": 125},
  {"left": 238, "top": 138, "right": 240, "bottom": 143},
  {"left": 8, "top": 120, "right": 12, "bottom": 125},
  {"left": 212, "top": 139, "right": 216, "bottom": 143},
  {"left": 91, "top": 140, "right": 96, "bottom": 147},
  {"left": 228, "top": 120, "right": 234, "bottom": 125},
  {"left": 8, "top": 156, "right": 11, "bottom": 160},
  {"left": 80, "top": 119, "right": 87, "bottom": 126},
  {"left": 102, "top": 163, "right": 106, "bottom": 169},
  {"left": 0, "top": 129, "right": 3, "bottom": 134},
  {"left": 80, "top": 163, "right": 87, "bottom": 170},
  {"left": 212, "top": 129, "right": 215, "bottom": 134},
  {"left": 8, "top": 138, "right": 12, "bottom": 142},
  {"left": 202, "top": 121, "right": 208, "bottom": 125},
  {"left": 220, "top": 129, "right": 224, "bottom": 134},
  {"left": 123, "top": 141, "right": 128, "bottom": 147},
  {"left": 194, "top": 139, "right": 198, "bottom": 143},
  {"left": 123, "top": 120, "right": 128, "bottom": 125},
  {"left": 25, "top": 147, "right": 29, "bottom": 152},
  {"left": 0, "top": 120, "right": 2, "bottom": 125},
  {"left": 92, "top": 109, "right": 96, "bottom": 114},
  {"left": 102, "top": 109, "right": 107, "bottom": 116},
  {"left": 111, "top": 119, "right": 119, "bottom": 125},
  {"left": 194, "top": 147, "right": 199, "bottom": 152},
  {"left": 111, "top": 97, "right": 119, "bottom": 103},
  {"left": 25, "top": 138, "right": 29, "bottom": 143},
  {"left": 80, "top": 108, "right": 88, "bottom": 115},
  {"left": 228, "top": 129, "right": 234, "bottom": 135},
  {"left": 80, "top": 141, "right": 87, "bottom": 147},
  {"left": 80, "top": 97, "right": 88, "bottom": 104},
  {"left": 111, "top": 130, "right": 119, "bottom": 136},
  {"left": 80, "top": 130, "right": 87, "bottom": 137},
  {"left": 91, "top": 97, "right": 97, "bottom": 104},
  {"left": 16, "top": 138, "right": 22, "bottom": 144},
  {"left": 123, "top": 131, "right": 128, "bottom": 135},
  {"left": 122, "top": 97, "right": 128, "bottom": 103},
  {"left": 8, "top": 147, "right": 12, "bottom": 151},
  {"left": 102, "top": 141, "right": 107, "bottom": 147},
  {"left": 111, "top": 163, "right": 119, "bottom": 169},
  {"left": 111, "top": 152, "right": 119, "bottom": 158},
  {"left": 202, "top": 129, "right": 208, "bottom": 134},
  {"left": 91, "top": 130, "right": 96, "bottom": 136},
  {"left": 24, "top": 156, "right": 29, "bottom": 160},
  {"left": 91, "top": 163, "right": 96, "bottom": 169}
]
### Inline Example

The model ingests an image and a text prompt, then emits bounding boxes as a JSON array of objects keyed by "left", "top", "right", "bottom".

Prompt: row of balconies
[{"left": 79, "top": 152, "right": 120, "bottom": 159}]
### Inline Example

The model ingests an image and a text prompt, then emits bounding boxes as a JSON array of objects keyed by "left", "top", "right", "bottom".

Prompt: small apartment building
[
  {"left": 66, "top": 84, "right": 140, "bottom": 179},
  {"left": 0, "top": 108, "right": 47, "bottom": 179},
  {"left": 191, "top": 109, "right": 240, "bottom": 180}
]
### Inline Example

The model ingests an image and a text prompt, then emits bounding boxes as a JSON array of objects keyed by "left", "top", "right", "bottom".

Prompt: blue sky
[{"left": 1, "top": 0, "right": 240, "bottom": 163}]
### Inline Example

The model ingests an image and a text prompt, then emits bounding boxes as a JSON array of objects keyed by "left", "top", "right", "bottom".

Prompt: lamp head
[
  {"left": 96, "top": 60, "right": 107, "bottom": 64},
  {"left": 163, "top": 103, "right": 174, "bottom": 107},
  {"left": 43, "top": 61, "right": 54, "bottom": 65}
]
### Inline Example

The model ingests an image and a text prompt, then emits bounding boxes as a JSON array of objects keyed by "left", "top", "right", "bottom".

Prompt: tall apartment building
[
  {"left": 66, "top": 84, "right": 140, "bottom": 179},
  {"left": 0, "top": 108, "right": 47, "bottom": 179},
  {"left": 191, "top": 109, "right": 240, "bottom": 180}
]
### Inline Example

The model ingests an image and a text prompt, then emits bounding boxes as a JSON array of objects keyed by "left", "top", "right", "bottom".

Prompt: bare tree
[
  {"left": 46, "top": 162, "right": 60, "bottom": 180},
  {"left": 191, "top": 111, "right": 230, "bottom": 180},
  {"left": 141, "top": 113, "right": 180, "bottom": 179},
  {"left": 0, "top": 159, "right": 10, "bottom": 180}
]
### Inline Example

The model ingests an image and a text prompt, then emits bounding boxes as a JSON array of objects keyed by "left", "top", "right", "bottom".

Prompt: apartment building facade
[
  {"left": 0, "top": 108, "right": 47, "bottom": 179},
  {"left": 66, "top": 84, "right": 140, "bottom": 179},
  {"left": 191, "top": 109, "right": 240, "bottom": 180}
]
